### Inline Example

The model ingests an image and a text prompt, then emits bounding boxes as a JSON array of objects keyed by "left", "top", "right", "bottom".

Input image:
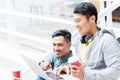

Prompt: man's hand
[
  {"left": 70, "top": 64, "right": 84, "bottom": 79},
  {"left": 55, "top": 65, "right": 70, "bottom": 75},
  {"left": 40, "top": 61, "right": 52, "bottom": 71}
]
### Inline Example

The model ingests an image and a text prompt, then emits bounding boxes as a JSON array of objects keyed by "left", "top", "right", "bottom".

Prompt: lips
[
  {"left": 55, "top": 51, "right": 61, "bottom": 56},
  {"left": 56, "top": 52, "right": 60, "bottom": 55},
  {"left": 78, "top": 28, "right": 81, "bottom": 32},
  {"left": 77, "top": 27, "right": 81, "bottom": 31}
]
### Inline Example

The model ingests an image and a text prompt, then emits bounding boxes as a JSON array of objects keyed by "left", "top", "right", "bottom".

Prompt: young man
[
  {"left": 56, "top": 2, "right": 120, "bottom": 80},
  {"left": 39, "top": 29, "right": 73, "bottom": 71}
]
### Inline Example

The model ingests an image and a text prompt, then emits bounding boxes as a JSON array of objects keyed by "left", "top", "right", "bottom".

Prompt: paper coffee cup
[
  {"left": 68, "top": 56, "right": 81, "bottom": 66},
  {"left": 12, "top": 68, "right": 21, "bottom": 78}
]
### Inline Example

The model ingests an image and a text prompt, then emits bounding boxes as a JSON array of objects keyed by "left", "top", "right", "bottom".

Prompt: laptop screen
[{"left": 21, "top": 55, "right": 65, "bottom": 80}]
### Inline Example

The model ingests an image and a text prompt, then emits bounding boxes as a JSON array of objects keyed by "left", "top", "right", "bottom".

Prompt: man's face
[
  {"left": 52, "top": 36, "right": 71, "bottom": 58},
  {"left": 74, "top": 13, "right": 93, "bottom": 35}
]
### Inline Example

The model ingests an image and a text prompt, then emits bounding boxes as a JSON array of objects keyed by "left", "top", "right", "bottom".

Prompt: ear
[
  {"left": 68, "top": 42, "right": 71, "bottom": 47},
  {"left": 90, "top": 15, "right": 95, "bottom": 23}
]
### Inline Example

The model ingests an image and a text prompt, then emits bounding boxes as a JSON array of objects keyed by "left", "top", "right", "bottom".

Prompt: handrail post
[
  {"left": 99, "top": 0, "right": 106, "bottom": 28},
  {"left": 6, "top": 0, "right": 20, "bottom": 50},
  {"left": 106, "top": 0, "right": 112, "bottom": 28}
]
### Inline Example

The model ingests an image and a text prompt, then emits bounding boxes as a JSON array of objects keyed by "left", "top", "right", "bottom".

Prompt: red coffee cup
[
  {"left": 68, "top": 56, "right": 81, "bottom": 66},
  {"left": 12, "top": 68, "right": 21, "bottom": 78}
]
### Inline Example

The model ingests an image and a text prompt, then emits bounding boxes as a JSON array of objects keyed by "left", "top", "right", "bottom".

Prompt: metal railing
[
  {"left": 0, "top": 0, "right": 119, "bottom": 52},
  {"left": 98, "top": 0, "right": 120, "bottom": 28}
]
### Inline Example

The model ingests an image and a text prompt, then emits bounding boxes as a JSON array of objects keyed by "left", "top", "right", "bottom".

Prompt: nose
[
  {"left": 75, "top": 22, "right": 79, "bottom": 28},
  {"left": 54, "top": 45, "right": 59, "bottom": 51}
]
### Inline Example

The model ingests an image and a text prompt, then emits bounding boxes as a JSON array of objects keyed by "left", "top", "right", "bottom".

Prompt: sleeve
[
  {"left": 83, "top": 35, "right": 120, "bottom": 80},
  {"left": 42, "top": 50, "right": 55, "bottom": 64}
]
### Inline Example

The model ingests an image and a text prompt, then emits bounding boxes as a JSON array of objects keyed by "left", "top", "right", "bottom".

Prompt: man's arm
[
  {"left": 84, "top": 38, "right": 120, "bottom": 80},
  {"left": 39, "top": 51, "right": 54, "bottom": 71}
]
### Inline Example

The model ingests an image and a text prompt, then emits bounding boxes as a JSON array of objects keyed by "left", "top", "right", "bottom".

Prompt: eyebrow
[
  {"left": 53, "top": 42, "right": 63, "bottom": 45},
  {"left": 76, "top": 17, "right": 81, "bottom": 19},
  {"left": 74, "top": 17, "right": 81, "bottom": 20},
  {"left": 73, "top": 18, "right": 81, "bottom": 22}
]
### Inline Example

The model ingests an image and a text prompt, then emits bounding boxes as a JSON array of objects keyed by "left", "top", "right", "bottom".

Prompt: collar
[{"left": 58, "top": 50, "right": 72, "bottom": 63}]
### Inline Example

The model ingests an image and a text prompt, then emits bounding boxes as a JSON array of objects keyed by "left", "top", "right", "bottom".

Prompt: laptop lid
[{"left": 21, "top": 55, "right": 64, "bottom": 80}]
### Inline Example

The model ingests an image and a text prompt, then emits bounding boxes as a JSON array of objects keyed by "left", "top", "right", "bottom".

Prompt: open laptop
[{"left": 21, "top": 55, "right": 64, "bottom": 80}]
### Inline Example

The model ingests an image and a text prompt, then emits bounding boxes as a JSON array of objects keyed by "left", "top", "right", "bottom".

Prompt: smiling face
[
  {"left": 52, "top": 36, "right": 71, "bottom": 58},
  {"left": 74, "top": 13, "right": 96, "bottom": 35}
]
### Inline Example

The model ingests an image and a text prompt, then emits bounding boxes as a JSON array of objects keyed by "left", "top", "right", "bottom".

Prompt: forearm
[{"left": 83, "top": 67, "right": 120, "bottom": 80}]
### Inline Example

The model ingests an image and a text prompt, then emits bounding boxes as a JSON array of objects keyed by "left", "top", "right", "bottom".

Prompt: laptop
[{"left": 21, "top": 55, "right": 64, "bottom": 80}]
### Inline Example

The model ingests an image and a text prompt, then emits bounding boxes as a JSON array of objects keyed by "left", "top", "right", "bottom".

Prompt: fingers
[
  {"left": 55, "top": 66, "right": 64, "bottom": 75},
  {"left": 55, "top": 65, "right": 69, "bottom": 75},
  {"left": 41, "top": 61, "right": 52, "bottom": 71},
  {"left": 70, "top": 65, "right": 84, "bottom": 78},
  {"left": 45, "top": 63, "right": 51, "bottom": 70},
  {"left": 71, "top": 65, "right": 80, "bottom": 73}
]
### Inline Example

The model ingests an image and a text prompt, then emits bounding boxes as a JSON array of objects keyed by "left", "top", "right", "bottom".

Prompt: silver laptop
[{"left": 21, "top": 55, "right": 64, "bottom": 80}]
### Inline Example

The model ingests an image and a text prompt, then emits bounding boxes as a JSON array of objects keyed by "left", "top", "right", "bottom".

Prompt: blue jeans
[{"left": 36, "top": 76, "right": 45, "bottom": 80}]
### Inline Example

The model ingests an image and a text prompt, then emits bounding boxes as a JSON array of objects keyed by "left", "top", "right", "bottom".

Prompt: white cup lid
[{"left": 68, "top": 56, "right": 79, "bottom": 63}]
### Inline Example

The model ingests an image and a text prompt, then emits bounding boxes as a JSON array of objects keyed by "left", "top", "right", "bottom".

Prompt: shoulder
[
  {"left": 98, "top": 30, "right": 120, "bottom": 51},
  {"left": 98, "top": 29, "right": 117, "bottom": 44},
  {"left": 43, "top": 50, "right": 57, "bottom": 61}
]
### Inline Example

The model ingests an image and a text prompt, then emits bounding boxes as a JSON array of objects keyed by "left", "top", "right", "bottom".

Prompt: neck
[
  {"left": 63, "top": 50, "right": 71, "bottom": 57},
  {"left": 91, "top": 24, "right": 98, "bottom": 35}
]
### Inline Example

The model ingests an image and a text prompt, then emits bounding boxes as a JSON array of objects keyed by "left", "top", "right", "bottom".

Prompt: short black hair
[
  {"left": 74, "top": 2, "right": 98, "bottom": 23},
  {"left": 52, "top": 29, "right": 71, "bottom": 42}
]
